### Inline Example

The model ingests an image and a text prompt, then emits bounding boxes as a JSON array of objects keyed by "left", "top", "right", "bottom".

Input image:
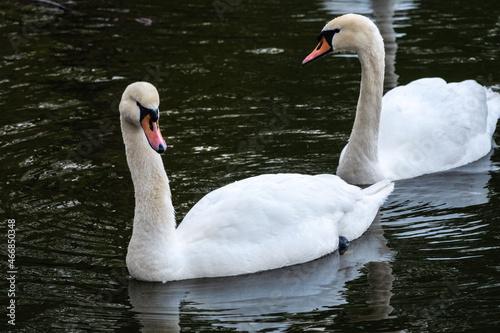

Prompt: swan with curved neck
[
  {"left": 303, "top": 14, "right": 500, "bottom": 185},
  {"left": 119, "top": 81, "right": 394, "bottom": 282}
]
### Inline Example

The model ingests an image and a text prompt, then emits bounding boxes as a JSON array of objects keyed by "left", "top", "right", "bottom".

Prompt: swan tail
[{"left": 362, "top": 179, "right": 394, "bottom": 204}]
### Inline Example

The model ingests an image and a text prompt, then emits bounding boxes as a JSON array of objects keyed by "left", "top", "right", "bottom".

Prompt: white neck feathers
[
  {"left": 336, "top": 22, "right": 386, "bottom": 185},
  {"left": 121, "top": 117, "right": 178, "bottom": 280}
]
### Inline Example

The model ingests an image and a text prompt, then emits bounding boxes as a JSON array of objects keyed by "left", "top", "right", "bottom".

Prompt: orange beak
[
  {"left": 141, "top": 113, "right": 167, "bottom": 154},
  {"left": 302, "top": 36, "right": 333, "bottom": 66}
]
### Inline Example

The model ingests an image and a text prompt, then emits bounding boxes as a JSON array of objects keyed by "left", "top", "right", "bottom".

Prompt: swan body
[
  {"left": 303, "top": 14, "right": 500, "bottom": 185},
  {"left": 120, "top": 81, "right": 394, "bottom": 282}
]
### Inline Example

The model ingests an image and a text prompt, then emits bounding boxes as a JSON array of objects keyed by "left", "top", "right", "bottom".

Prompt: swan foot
[{"left": 339, "top": 236, "right": 350, "bottom": 255}]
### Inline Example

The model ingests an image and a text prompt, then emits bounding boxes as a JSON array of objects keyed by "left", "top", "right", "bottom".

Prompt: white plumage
[
  {"left": 303, "top": 14, "right": 500, "bottom": 185},
  {"left": 119, "top": 82, "right": 394, "bottom": 282},
  {"left": 378, "top": 78, "right": 500, "bottom": 180},
  {"left": 176, "top": 173, "right": 391, "bottom": 279}
]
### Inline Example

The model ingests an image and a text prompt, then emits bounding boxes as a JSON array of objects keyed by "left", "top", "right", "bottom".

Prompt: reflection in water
[
  {"left": 383, "top": 151, "right": 498, "bottom": 261},
  {"left": 360, "top": 261, "right": 395, "bottom": 321},
  {"left": 128, "top": 215, "right": 395, "bottom": 332},
  {"left": 388, "top": 150, "right": 496, "bottom": 211},
  {"left": 372, "top": 0, "right": 399, "bottom": 90}
]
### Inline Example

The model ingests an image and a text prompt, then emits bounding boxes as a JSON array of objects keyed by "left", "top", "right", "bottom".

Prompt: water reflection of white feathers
[
  {"left": 128, "top": 215, "right": 394, "bottom": 332},
  {"left": 388, "top": 150, "right": 497, "bottom": 211},
  {"left": 384, "top": 151, "right": 498, "bottom": 248}
]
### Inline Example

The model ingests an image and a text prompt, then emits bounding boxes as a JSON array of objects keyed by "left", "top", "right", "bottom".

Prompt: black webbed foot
[{"left": 339, "top": 236, "right": 349, "bottom": 255}]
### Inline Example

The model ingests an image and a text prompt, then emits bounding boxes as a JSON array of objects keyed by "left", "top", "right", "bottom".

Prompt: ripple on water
[{"left": 245, "top": 47, "right": 285, "bottom": 55}]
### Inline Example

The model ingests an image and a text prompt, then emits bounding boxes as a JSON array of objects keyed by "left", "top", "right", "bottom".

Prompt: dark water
[{"left": 1, "top": 0, "right": 500, "bottom": 331}]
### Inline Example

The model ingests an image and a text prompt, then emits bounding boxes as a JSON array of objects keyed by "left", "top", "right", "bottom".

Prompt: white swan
[
  {"left": 119, "top": 81, "right": 394, "bottom": 282},
  {"left": 303, "top": 13, "right": 500, "bottom": 185}
]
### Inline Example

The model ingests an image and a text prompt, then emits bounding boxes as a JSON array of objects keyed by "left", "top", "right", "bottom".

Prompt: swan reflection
[
  {"left": 387, "top": 150, "right": 497, "bottom": 212},
  {"left": 128, "top": 215, "right": 394, "bottom": 332}
]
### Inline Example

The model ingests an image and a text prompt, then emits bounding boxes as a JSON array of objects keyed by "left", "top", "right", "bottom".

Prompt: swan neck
[
  {"left": 121, "top": 119, "right": 176, "bottom": 235},
  {"left": 337, "top": 41, "right": 385, "bottom": 185},
  {"left": 353, "top": 51, "right": 384, "bottom": 150}
]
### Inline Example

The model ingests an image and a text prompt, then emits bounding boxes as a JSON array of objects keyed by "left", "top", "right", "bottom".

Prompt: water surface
[{"left": 1, "top": 0, "right": 500, "bottom": 331}]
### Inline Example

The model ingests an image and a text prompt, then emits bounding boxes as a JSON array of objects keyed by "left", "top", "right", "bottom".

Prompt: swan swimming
[
  {"left": 303, "top": 13, "right": 500, "bottom": 185},
  {"left": 119, "top": 81, "right": 394, "bottom": 282}
]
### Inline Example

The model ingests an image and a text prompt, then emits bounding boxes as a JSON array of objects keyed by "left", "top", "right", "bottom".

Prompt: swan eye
[
  {"left": 137, "top": 101, "right": 159, "bottom": 122},
  {"left": 317, "top": 28, "right": 340, "bottom": 46}
]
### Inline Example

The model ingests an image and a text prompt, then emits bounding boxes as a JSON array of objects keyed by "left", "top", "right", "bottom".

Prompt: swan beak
[
  {"left": 302, "top": 36, "right": 333, "bottom": 66},
  {"left": 141, "top": 113, "right": 167, "bottom": 154}
]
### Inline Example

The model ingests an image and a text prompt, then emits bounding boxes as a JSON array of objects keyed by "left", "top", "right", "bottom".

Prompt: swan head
[
  {"left": 302, "top": 14, "right": 383, "bottom": 66},
  {"left": 119, "top": 81, "right": 167, "bottom": 154}
]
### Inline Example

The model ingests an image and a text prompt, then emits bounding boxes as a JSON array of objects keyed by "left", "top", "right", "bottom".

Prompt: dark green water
[{"left": 1, "top": 0, "right": 500, "bottom": 331}]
